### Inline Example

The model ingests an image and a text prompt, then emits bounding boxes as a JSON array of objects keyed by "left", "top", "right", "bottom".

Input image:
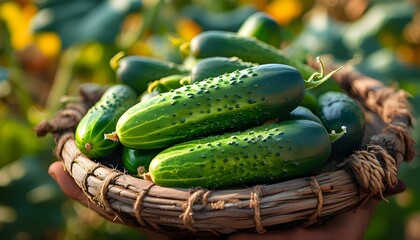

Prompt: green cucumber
[
  {"left": 183, "top": 57, "right": 256, "bottom": 84},
  {"left": 281, "top": 106, "right": 323, "bottom": 125},
  {"left": 237, "top": 11, "right": 283, "bottom": 47},
  {"left": 112, "top": 54, "right": 186, "bottom": 94},
  {"left": 148, "top": 119, "right": 332, "bottom": 189},
  {"left": 147, "top": 74, "right": 187, "bottom": 93},
  {"left": 31, "top": 1, "right": 97, "bottom": 32},
  {"left": 107, "top": 63, "right": 336, "bottom": 149},
  {"left": 180, "top": 4, "right": 257, "bottom": 32},
  {"left": 186, "top": 30, "right": 316, "bottom": 79},
  {"left": 139, "top": 90, "right": 159, "bottom": 102},
  {"left": 75, "top": 84, "right": 137, "bottom": 159},
  {"left": 318, "top": 91, "right": 365, "bottom": 158},
  {"left": 122, "top": 146, "right": 161, "bottom": 176},
  {"left": 300, "top": 90, "right": 319, "bottom": 114}
]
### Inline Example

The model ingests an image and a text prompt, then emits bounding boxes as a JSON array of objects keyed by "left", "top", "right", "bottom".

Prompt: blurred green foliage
[{"left": 0, "top": 0, "right": 419, "bottom": 239}]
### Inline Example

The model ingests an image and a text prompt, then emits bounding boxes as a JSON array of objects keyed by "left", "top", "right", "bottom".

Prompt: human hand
[
  {"left": 48, "top": 161, "right": 170, "bottom": 240},
  {"left": 49, "top": 160, "right": 377, "bottom": 240},
  {"left": 228, "top": 200, "right": 377, "bottom": 240}
]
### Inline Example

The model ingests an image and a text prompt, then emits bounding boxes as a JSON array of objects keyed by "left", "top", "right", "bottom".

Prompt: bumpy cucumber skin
[
  {"left": 149, "top": 119, "right": 332, "bottom": 189},
  {"left": 318, "top": 91, "right": 365, "bottom": 157},
  {"left": 189, "top": 57, "right": 256, "bottom": 83},
  {"left": 116, "top": 64, "right": 305, "bottom": 149},
  {"left": 75, "top": 84, "right": 137, "bottom": 159},
  {"left": 189, "top": 31, "right": 315, "bottom": 79},
  {"left": 122, "top": 147, "right": 161, "bottom": 175},
  {"left": 116, "top": 56, "right": 185, "bottom": 94}
]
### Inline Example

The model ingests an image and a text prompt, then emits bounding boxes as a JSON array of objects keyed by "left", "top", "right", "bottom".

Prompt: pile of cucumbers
[{"left": 74, "top": 12, "right": 365, "bottom": 190}]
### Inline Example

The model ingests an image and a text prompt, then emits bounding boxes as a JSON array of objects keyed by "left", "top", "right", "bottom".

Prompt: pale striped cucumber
[{"left": 75, "top": 84, "right": 137, "bottom": 159}]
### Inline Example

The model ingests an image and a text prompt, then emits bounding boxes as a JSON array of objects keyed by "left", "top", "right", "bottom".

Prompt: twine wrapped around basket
[{"left": 35, "top": 64, "right": 415, "bottom": 239}]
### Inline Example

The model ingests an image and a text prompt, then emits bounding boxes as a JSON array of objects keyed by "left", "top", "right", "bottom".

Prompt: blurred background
[{"left": 0, "top": 0, "right": 419, "bottom": 239}]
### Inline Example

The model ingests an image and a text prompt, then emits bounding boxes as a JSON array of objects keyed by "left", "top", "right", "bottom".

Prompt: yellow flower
[
  {"left": 264, "top": 0, "right": 304, "bottom": 26},
  {"left": 0, "top": 2, "right": 60, "bottom": 57}
]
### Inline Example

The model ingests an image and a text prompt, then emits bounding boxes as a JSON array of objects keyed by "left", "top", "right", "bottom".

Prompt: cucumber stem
[
  {"left": 147, "top": 80, "right": 172, "bottom": 93},
  {"left": 137, "top": 166, "right": 147, "bottom": 178},
  {"left": 104, "top": 132, "right": 119, "bottom": 142},
  {"left": 109, "top": 51, "right": 126, "bottom": 70},
  {"left": 84, "top": 143, "right": 93, "bottom": 151},
  {"left": 304, "top": 57, "right": 342, "bottom": 90},
  {"left": 179, "top": 41, "right": 191, "bottom": 57},
  {"left": 147, "top": 80, "right": 160, "bottom": 93},
  {"left": 179, "top": 76, "right": 192, "bottom": 85},
  {"left": 329, "top": 126, "right": 347, "bottom": 143}
]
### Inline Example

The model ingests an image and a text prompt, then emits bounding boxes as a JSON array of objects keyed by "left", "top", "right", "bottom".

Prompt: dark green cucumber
[
  {"left": 75, "top": 84, "right": 137, "bottom": 159},
  {"left": 186, "top": 30, "right": 316, "bottom": 79},
  {"left": 237, "top": 11, "right": 282, "bottom": 47},
  {"left": 110, "top": 64, "right": 309, "bottom": 150},
  {"left": 148, "top": 119, "right": 332, "bottom": 189},
  {"left": 180, "top": 4, "right": 257, "bottom": 32},
  {"left": 281, "top": 106, "right": 323, "bottom": 125},
  {"left": 122, "top": 146, "right": 161, "bottom": 176},
  {"left": 31, "top": 1, "right": 97, "bottom": 32},
  {"left": 112, "top": 54, "right": 186, "bottom": 94},
  {"left": 184, "top": 57, "right": 256, "bottom": 84},
  {"left": 318, "top": 91, "right": 365, "bottom": 158},
  {"left": 300, "top": 90, "right": 319, "bottom": 114}
]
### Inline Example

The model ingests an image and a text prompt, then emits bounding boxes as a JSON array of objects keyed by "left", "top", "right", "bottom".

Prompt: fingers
[
  {"left": 228, "top": 199, "right": 378, "bottom": 240},
  {"left": 48, "top": 161, "right": 123, "bottom": 222},
  {"left": 318, "top": 199, "right": 378, "bottom": 239},
  {"left": 228, "top": 229, "right": 306, "bottom": 240},
  {"left": 48, "top": 161, "right": 169, "bottom": 240},
  {"left": 48, "top": 161, "right": 84, "bottom": 200}
]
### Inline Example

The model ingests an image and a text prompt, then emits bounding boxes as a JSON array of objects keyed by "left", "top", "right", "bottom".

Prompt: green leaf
[
  {"left": 0, "top": 118, "right": 45, "bottom": 168},
  {"left": 31, "top": 0, "right": 143, "bottom": 48}
]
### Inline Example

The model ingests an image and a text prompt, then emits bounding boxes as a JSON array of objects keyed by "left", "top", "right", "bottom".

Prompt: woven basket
[{"left": 35, "top": 64, "right": 415, "bottom": 239}]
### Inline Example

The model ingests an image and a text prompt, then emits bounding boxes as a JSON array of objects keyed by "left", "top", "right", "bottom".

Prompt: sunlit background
[{"left": 0, "top": 0, "right": 419, "bottom": 239}]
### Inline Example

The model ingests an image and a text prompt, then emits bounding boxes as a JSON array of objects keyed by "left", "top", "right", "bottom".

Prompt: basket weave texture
[{"left": 35, "top": 64, "right": 415, "bottom": 238}]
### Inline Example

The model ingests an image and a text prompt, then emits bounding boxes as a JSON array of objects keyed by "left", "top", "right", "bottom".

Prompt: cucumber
[
  {"left": 186, "top": 30, "right": 316, "bottom": 79},
  {"left": 122, "top": 146, "right": 161, "bottom": 176},
  {"left": 109, "top": 64, "right": 302, "bottom": 149},
  {"left": 148, "top": 119, "right": 332, "bottom": 189},
  {"left": 112, "top": 54, "right": 186, "bottom": 94},
  {"left": 147, "top": 74, "right": 187, "bottom": 94},
  {"left": 180, "top": 4, "right": 257, "bottom": 32},
  {"left": 281, "top": 106, "right": 323, "bottom": 125},
  {"left": 184, "top": 57, "right": 256, "bottom": 84},
  {"left": 139, "top": 90, "right": 159, "bottom": 102},
  {"left": 300, "top": 90, "right": 319, "bottom": 114},
  {"left": 75, "top": 84, "right": 137, "bottom": 159},
  {"left": 318, "top": 91, "right": 365, "bottom": 158},
  {"left": 237, "top": 11, "right": 283, "bottom": 47},
  {"left": 31, "top": 1, "right": 97, "bottom": 32},
  {"left": 107, "top": 63, "right": 335, "bottom": 150}
]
